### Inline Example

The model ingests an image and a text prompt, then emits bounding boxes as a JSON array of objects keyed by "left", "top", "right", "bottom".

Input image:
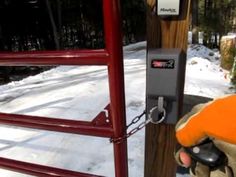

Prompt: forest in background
[
  {"left": 0, "top": 0, "right": 146, "bottom": 83},
  {"left": 0, "top": 0, "right": 236, "bottom": 83},
  {"left": 0, "top": 0, "right": 146, "bottom": 51},
  {"left": 191, "top": 0, "right": 236, "bottom": 48},
  {"left": 0, "top": 0, "right": 235, "bottom": 52}
]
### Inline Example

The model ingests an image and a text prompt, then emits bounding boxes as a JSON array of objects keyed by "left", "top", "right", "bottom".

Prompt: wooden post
[{"left": 144, "top": 0, "right": 191, "bottom": 177}]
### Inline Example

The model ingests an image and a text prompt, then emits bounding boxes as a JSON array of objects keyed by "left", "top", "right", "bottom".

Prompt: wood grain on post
[
  {"left": 144, "top": 0, "right": 191, "bottom": 177},
  {"left": 220, "top": 36, "right": 236, "bottom": 70}
]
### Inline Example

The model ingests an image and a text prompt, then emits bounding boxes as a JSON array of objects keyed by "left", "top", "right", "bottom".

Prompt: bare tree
[
  {"left": 192, "top": 0, "right": 199, "bottom": 44},
  {"left": 45, "top": 0, "right": 60, "bottom": 49}
]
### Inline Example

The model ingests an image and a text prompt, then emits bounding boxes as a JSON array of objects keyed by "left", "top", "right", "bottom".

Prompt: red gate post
[{"left": 103, "top": 0, "right": 129, "bottom": 177}]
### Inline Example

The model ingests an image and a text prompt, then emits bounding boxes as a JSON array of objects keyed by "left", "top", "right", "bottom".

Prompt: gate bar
[
  {"left": 0, "top": 157, "right": 103, "bottom": 177},
  {"left": 0, "top": 49, "right": 109, "bottom": 66},
  {"left": 0, "top": 112, "right": 113, "bottom": 138}
]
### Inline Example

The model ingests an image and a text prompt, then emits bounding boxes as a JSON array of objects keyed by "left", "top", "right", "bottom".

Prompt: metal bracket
[
  {"left": 149, "top": 97, "right": 166, "bottom": 124},
  {"left": 92, "top": 104, "right": 112, "bottom": 127}
]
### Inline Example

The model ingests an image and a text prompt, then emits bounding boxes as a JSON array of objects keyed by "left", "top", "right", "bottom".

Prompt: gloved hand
[{"left": 175, "top": 95, "right": 236, "bottom": 177}]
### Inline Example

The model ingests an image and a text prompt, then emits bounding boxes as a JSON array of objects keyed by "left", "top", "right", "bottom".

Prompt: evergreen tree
[
  {"left": 191, "top": 0, "right": 199, "bottom": 44},
  {"left": 198, "top": 0, "right": 236, "bottom": 48}
]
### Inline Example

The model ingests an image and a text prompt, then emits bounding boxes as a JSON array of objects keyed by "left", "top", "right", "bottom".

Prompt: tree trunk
[
  {"left": 45, "top": 0, "right": 60, "bottom": 50},
  {"left": 56, "top": 0, "right": 62, "bottom": 47},
  {"left": 192, "top": 0, "right": 199, "bottom": 44}
]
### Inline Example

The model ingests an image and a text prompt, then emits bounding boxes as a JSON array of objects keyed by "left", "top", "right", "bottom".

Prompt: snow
[
  {"left": 185, "top": 44, "right": 232, "bottom": 98},
  {"left": 0, "top": 41, "right": 234, "bottom": 177},
  {"left": 222, "top": 33, "right": 236, "bottom": 40}
]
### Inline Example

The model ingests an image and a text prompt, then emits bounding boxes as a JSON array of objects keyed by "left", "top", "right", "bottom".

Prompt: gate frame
[{"left": 0, "top": 0, "right": 128, "bottom": 177}]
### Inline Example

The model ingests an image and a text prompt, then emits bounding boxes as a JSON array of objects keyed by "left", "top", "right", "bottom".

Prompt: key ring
[{"left": 148, "top": 106, "right": 166, "bottom": 124}]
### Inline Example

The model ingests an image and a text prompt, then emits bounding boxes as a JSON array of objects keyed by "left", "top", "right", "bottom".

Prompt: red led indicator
[
  {"left": 153, "top": 61, "right": 164, "bottom": 67},
  {"left": 151, "top": 59, "right": 175, "bottom": 69}
]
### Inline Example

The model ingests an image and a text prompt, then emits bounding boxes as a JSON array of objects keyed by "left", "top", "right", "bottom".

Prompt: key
[{"left": 184, "top": 139, "right": 227, "bottom": 169}]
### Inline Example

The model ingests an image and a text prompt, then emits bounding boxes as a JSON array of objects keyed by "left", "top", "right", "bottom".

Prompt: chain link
[
  {"left": 110, "top": 110, "right": 152, "bottom": 144},
  {"left": 126, "top": 110, "right": 146, "bottom": 129},
  {"left": 110, "top": 99, "right": 167, "bottom": 143}
]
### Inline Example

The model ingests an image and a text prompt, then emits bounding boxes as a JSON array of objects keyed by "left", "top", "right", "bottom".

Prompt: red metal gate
[{"left": 0, "top": 0, "right": 128, "bottom": 177}]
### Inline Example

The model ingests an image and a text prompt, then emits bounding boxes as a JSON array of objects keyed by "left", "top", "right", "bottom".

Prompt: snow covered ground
[{"left": 0, "top": 42, "right": 234, "bottom": 177}]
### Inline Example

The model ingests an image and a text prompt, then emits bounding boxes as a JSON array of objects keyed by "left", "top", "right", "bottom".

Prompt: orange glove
[
  {"left": 176, "top": 94, "right": 236, "bottom": 147},
  {"left": 175, "top": 95, "right": 236, "bottom": 177}
]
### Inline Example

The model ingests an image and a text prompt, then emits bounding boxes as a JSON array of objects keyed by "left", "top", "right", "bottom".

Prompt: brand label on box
[
  {"left": 157, "top": 0, "right": 180, "bottom": 16},
  {"left": 151, "top": 59, "right": 175, "bottom": 69}
]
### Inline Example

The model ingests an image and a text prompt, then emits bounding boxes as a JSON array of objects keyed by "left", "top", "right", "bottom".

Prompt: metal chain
[
  {"left": 110, "top": 98, "right": 167, "bottom": 143},
  {"left": 110, "top": 110, "right": 152, "bottom": 144},
  {"left": 126, "top": 110, "right": 146, "bottom": 129}
]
